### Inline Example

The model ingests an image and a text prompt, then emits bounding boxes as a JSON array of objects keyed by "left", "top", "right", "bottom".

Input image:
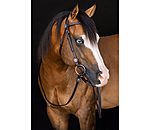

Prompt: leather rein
[{"left": 39, "top": 15, "right": 102, "bottom": 118}]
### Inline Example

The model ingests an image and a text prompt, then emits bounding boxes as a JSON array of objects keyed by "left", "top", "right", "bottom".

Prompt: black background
[{"left": 32, "top": 0, "right": 119, "bottom": 130}]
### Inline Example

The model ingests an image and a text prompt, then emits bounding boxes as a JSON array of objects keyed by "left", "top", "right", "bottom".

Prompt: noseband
[{"left": 39, "top": 15, "right": 102, "bottom": 118}]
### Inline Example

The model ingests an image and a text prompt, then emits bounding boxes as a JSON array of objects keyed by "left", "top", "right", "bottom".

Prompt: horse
[{"left": 38, "top": 4, "right": 119, "bottom": 130}]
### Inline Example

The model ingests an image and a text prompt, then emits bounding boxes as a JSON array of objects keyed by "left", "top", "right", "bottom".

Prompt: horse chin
[
  {"left": 87, "top": 80, "right": 99, "bottom": 87},
  {"left": 86, "top": 79, "right": 94, "bottom": 87}
]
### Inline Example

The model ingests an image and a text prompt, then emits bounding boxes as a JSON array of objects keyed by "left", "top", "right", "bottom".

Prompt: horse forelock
[{"left": 38, "top": 9, "right": 98, "bottom": 63}]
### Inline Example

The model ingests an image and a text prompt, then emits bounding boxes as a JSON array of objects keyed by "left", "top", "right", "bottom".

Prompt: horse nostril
[
  {"left": 97, "top": 69, "right": 102, "bottom": 82},
  {"left": 97, "top": 69, "right": 102, "bottom": 77},
  {"left": 99, "top": 70, "right": 102, "bottom": 74}
]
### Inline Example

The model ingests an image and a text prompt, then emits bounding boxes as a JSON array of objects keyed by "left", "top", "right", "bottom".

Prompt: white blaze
[{"left": 81, "top": 34, "right": 109, "bottom": 87}]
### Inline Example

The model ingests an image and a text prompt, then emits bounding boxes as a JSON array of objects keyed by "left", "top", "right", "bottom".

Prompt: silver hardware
[
  {"left": 76, "top": 78, "right": 81, "bottom": 82},
  {"left": 64, "top": 24, "right": 67, "bottom": 28},
  {"left": 73, "top": 58, "right": 78, "bottom": 63},
  {"left": 75, "top": 64, "right": 86, "bottom": 75}
]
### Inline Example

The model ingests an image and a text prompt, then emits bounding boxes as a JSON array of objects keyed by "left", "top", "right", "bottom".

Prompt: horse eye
[{"left": 76, "top": 37, "right": 84, "bottom": 45}]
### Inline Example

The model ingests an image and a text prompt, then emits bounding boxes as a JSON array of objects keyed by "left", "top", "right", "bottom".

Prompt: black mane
[{"left": 38, "top": 10, "right": 97, "bottom": 61}]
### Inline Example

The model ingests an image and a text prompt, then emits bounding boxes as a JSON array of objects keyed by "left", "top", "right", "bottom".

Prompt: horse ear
[
  {"left": 69, "top": 4, "right": 79, "bottom": 20},
  {"left": 85, "top": 4, "right": 96, "bottom": 17}
]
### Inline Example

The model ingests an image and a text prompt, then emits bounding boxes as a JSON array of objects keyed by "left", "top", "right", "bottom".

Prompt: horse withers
[{"left": 38, "top": 4, "right": 118, "bottom": 130}]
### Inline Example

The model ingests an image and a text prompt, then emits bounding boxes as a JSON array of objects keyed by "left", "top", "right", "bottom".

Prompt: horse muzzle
[{"left": 84, "top": 69, "right": 102, "bottom": 87}]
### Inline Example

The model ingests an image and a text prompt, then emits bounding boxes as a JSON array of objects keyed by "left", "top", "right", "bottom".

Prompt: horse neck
[{"left": 41, "top": 52, "right": 75, "bottom": 85}]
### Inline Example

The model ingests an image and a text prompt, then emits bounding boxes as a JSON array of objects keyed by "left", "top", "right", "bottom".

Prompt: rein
[{"left": 39, "top": 15, "right": 102, "bottom": 118}]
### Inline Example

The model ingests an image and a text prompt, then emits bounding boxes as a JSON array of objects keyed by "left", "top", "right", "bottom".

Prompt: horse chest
[{"left": 49, "top": 83, "right": 94, "bottom": 113}]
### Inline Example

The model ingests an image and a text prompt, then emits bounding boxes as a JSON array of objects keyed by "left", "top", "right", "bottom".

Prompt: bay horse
[{"left": 38, "top": 4, "right": 119, "bottom": 130}]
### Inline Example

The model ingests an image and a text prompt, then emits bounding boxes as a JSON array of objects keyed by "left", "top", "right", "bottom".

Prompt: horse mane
[{"left": 38, "top": 10, "right": 97, "bottom": 62}]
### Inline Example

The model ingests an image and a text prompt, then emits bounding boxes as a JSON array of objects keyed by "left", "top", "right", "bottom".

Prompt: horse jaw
[{"left": 82, "top": 33, "right": 110, "bottom": 87}]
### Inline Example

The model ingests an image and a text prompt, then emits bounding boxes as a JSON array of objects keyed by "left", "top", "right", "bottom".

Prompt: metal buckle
[{"left": 75, "top": 64, "right": 86, "bottom": 76}]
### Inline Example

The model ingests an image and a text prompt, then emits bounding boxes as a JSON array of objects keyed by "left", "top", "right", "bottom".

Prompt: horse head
[{"left": 41, "top": 4, "right": 109, "bottom": 87}]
